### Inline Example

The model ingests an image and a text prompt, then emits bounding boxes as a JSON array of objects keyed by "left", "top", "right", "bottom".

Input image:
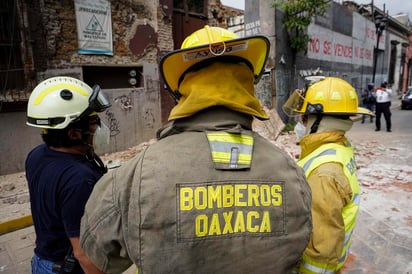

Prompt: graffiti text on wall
[
  {"left": 105, "top": 110, "right": 120, "bottom": 137},
  {"left": 143, "top": 108, "right": 155, "bottom": 128},
  {"left": 115, "top": 95, "right": 133, "bottom": 111},
  {"left": 307, "top": 24, "right": 374, "bottom": 66},
  {"left": 245, "top": 20, "right": 261, "bottom": 36}
]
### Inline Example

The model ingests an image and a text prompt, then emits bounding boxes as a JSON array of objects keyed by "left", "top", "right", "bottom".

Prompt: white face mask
[
  {"left": 294, "top": 121, "right": 307, "bottom": 140},
  {"left": 92, "top": 121, "right": 110, "bottom": 151}
]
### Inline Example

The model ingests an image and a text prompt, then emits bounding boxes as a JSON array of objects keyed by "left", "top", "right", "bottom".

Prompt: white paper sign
[{"left": 75, "top": 0, "right": 113, "bottom": 56}]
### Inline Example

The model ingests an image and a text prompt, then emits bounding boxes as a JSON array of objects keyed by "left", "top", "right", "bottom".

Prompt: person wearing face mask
[
  {"left": 294, "top": 116, "right": 307, "bottom": 143},
  {"left": 25, "top": 76, "right": 111, "bottom": 274},
  {"left": 283, "top": 77, "right": 374, "bottom": 273}
]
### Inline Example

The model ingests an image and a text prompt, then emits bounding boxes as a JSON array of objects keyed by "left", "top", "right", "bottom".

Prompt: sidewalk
[
  {"left": 343, "top": 210, "right": 412, "bottom": 273},
  {"left": 0, "top": 226, "right": 33, "bottom": 273},
  {"left": 0, "top": 225, "right": 135, "bottom": 274},
  {"left": 1, "top": 208, "right": 411, "bottom": 273},
  {"left": 1, "top": 101, "right": 410, "bottom": 273}
]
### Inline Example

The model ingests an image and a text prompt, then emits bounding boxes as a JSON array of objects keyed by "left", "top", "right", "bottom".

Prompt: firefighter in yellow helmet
[
  {"left": 25, "top": 76, "right": 111, "bottom": 273},
  {"left": 283, "top": 76, "right": 374, "bottom": 273},
  {"left": 80, "top": 25, "right": 312, "bottom": 273}
]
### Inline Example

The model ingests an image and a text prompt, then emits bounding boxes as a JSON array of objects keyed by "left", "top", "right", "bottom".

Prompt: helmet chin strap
[
  {"left": 309, "top": 114, "right": 323, "bottom": 134},
  {"left": 73, "top": 120, "right": 108, "bottom": 174},
  {"left": 84, "top": 144, "right": 108, "bottom": 174}
]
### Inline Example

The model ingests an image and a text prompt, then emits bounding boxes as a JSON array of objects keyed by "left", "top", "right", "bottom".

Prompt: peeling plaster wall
[
  {"left": 36, "top": 0, "right": 162, "bottom": 72},
  {"left": 0, "top": 0, "right": 171, "bottom": 175},
  {"left": 1, "top": 0, "right": 236, "bottom": 175},
  {"left": 97, "top": 62, "right": 162, "bottom": 155}
]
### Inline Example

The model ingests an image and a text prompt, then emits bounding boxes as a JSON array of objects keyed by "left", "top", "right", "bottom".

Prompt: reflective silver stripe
[
  {"left": 338, "top": 228, "right": 354, "bottom": 263},
  {"left": 339, "top": 244, "right": 350, "bottom": 263},
  {"left": 352, "top": 193, "right": 360, "bottom": 205},
  {"left": 206, "top": 132, "right": 254, "bottom": 168},
  {"left": 208, "top": 141, "right": 252, "bottom": 155},
  {"left": 344, "top": 230, "right": 353, "bottom": 246},
  {"left": 230, "top": 147, "right": 239, "bottom": 168},
  {"left": 301, "top": 261, "right": 336, "bottom": 274},
  {"left": 302, "top": 149, "right": 337, "bottom": 172}
]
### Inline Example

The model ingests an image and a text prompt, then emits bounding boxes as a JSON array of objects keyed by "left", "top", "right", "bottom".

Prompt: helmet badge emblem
[{"left": 60, "top": 89, "right": 73, "bottom": 100}]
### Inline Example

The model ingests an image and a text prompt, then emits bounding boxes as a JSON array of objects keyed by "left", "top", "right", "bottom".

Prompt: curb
[{"left": 0, "top": 215, "right": 33, "bottom": 235}]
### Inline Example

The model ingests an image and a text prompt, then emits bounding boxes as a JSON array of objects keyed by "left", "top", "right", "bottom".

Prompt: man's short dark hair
[{"left": 41, "top": 118, "right": 91, "bottom": 147}]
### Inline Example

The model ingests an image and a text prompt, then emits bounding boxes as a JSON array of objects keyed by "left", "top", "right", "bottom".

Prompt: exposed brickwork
[
  {"left": 29, "top": 0, "right": 165, "bottom": 71},
  {"left": 26, "top": 0, "right": 48, "bottom": 72},
  {"left": 10, "top": 0, "right": 239, "bottom": 95},
  {"left": 208, "top": 0, "right": 243, "bottom": 28},
  {"left": 1, "top": 0, "right": 246, "bottom": 174}
]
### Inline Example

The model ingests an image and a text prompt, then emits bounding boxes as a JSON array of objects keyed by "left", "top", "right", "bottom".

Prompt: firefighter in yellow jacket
[
  {"left": 283, "top": 77, "right": 374, "bottom": 273},
  {"left": 79, "top": 26, "right": 313, "bottom": 273}
]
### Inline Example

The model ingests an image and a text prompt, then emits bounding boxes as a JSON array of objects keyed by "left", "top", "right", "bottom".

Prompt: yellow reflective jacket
[{"left": 296, "top": 131, "right": 360, "bottom": 273}]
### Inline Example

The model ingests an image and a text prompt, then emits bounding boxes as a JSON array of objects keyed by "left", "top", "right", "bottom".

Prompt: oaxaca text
[{"left": 177, "top": 183, "right": 285, "bottom": 240}]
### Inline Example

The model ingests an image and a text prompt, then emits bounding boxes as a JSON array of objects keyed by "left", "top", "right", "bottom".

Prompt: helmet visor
[
  {"left": 89, "top": 85, "right": 111, "bottom": 112},
  {"left": 282, "top": 89, "right": 305, "bottom": 117},
  {"left": 77, "top": 85, "right": 111, "bottom": 121}
]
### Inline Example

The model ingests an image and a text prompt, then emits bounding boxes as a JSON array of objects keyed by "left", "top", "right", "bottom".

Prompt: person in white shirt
[{"left": 375, "top": 81, "right": 392, "bottom": 132}]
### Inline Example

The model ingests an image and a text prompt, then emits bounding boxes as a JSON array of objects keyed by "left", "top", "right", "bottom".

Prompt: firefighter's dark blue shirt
[{"left": 25, "top": 143, "right": 102, "bottom": 261}]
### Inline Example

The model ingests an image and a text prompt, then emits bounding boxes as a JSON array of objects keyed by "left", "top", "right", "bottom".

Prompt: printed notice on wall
[{"left": 74, "top": 0, "right": 113, "bottom": 56}]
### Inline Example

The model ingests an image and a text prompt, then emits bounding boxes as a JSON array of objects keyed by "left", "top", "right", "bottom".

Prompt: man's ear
[{"left": 67, "top": 128, "right": 82, "bottom": 140}]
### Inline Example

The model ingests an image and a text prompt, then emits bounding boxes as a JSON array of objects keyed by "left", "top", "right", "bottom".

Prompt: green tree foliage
[{"left": 274, "top": 0, "right": 329, "bottom": 53}]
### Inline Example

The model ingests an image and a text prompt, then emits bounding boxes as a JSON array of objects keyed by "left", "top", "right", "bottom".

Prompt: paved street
[
  {"left": 1, "top": 211, "right": 410, "bottom": 273},
  {"left": 343, "top": 104, "right": 412, "bottom": 273},
  {"left": 1, "top": 103, "right": 411, "bottom": 274},
  {"left": 0, "top": 227, "right": 136, "bottom": 274},
  {"left": 0, "top": 226, "right": 33, "bottom": 274}
]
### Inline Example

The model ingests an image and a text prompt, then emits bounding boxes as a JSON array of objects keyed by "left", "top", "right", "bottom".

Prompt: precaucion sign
[{"left": 74, "top": 0, "right": 113, "bottom": 56}]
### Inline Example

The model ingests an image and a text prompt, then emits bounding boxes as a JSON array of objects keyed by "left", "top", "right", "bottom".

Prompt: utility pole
[{"left": 372, "top": 5, "right": 387, "bottom": 84}]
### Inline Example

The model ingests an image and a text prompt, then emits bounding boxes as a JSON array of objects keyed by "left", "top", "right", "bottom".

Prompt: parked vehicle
[{"left": 401, "top": 88, "right": 412, "bottom": 110}]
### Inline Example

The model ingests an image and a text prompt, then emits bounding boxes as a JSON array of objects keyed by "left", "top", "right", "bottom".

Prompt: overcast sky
[{"left": 220, "top": 0, "right": 412, "bottom": 17}]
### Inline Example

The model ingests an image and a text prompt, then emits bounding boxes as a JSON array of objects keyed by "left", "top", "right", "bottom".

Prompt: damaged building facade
[
  {"left": 245, "top": 0, "right": 412, "bottom": 122},
  {"left": 1, "top": 0, "right": 411, "bottom": 175},
  {"left": 0, "top": 0, "right": 238, "bottom": 175}
]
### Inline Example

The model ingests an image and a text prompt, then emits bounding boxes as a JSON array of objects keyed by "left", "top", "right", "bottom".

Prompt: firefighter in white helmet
[
  {"left": 26, "top": 76, "right": 111, "bottom": 273},
  {"left": 80, "top": 25, "right": 312, "bottom": 273},
  {"left": 283, "top": 76, "right": 374, "bottom": 273}
]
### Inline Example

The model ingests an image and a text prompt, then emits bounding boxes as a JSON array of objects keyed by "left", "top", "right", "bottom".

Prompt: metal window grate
[{"left": 0, "top": 0, "right": 25, "bottom": 100}]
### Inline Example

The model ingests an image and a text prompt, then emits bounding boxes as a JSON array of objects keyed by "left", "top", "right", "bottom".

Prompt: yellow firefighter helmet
[
  {"left": 160, "top": 25, "right": 270, "bottom": 100},
  {"left": 283, "top": 77, "right": 374, "bottom": 117}
]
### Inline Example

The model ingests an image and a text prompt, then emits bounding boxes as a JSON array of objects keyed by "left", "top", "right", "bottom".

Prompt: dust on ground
[
  {"left": 1, "top": 126, "right": 411, "bottom": 238},
  {"left": 0, "top": 139, "right": 156, "bottom": 223}
]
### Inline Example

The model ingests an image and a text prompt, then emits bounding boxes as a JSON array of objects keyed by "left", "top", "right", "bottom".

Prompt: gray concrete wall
[
  {"left": 0, "top": 63, "right": 162, "bottom": 176},
  {"left": 98, "top": 63, "right": 162, "bottom": 155},
  {"left": 0, "top": 112, "right": 42, "bottom": 175}
]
